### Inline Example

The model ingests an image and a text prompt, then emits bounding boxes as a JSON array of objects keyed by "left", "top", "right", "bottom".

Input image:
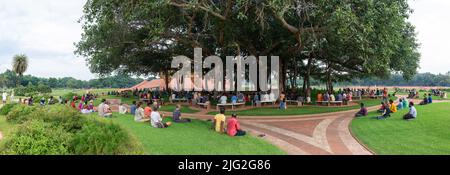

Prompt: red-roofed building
[{"left": 120, "top": 79, "right": 166, "bottom": 92}]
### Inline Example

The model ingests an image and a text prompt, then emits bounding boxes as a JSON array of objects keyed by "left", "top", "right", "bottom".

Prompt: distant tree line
[
  {"left": 0, "top": 70, "right": 144, "bottom": 89},
  {"left": 337, "top": 72, "right": 450, "bottom": 87}
]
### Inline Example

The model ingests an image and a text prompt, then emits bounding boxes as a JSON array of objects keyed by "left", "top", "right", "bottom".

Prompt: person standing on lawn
[{"left": 227, "top": 113, "right": 246, "bottom": 137}]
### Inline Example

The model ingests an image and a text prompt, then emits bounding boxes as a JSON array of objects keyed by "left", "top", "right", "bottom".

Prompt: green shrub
[
  {"left": 62, "top": 92, "right": 80, "bottom": 102},
  {"left": 69, "top": 118, "right": 144, "bottom": 155},
  {"left": 0, "top": 120, "right": 71, "bottom": 155},
  {"left": 3, "top": 105, "right": 144, "bottom": 155},
  {"left": 6, "top": 105, "right": 38, "bottom": 124},
  {"left": 0, "top": 103, "right": 17, "bottom": 115},
  {"left": 27, "top": 105, "right": 85, "bottom": 133}
]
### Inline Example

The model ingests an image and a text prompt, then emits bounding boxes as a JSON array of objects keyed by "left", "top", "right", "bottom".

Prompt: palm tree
[{"left": 12, "top": 54, "right": 28, "bottom": 87}]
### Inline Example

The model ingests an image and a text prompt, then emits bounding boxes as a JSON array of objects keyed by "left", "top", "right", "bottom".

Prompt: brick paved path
[
  {"left": 163, "top": 106, "right": 378, "bottom": 155},
  {"left": 166, "top": 96, "right": 442, "bottom": 155}
]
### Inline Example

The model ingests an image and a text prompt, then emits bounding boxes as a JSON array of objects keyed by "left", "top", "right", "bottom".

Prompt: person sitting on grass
[
  {"left": 103, "top": 101, "right": 113, "bottom": 118},
  {"left": 88, "top": 100, "right": 94, "bottom": 111},
  {"left": 389, "top": 99, "right": 397, "bottom": 113},
  {"left": 403, "top": 102, "right": 417, "bottom": 120},
  {"left": 420, "top": 94, "right": 428, "bottom": 105},
  {"left": 135, "top": 102, "right": 149, "bottom": 122},
  {"left": 144, "top": 102, "right": 152, "bottom": 119},
  {"left": 397, "top": 99, "right": 403, "bottom": 110},
  {"left": 119, "top": 103, "right": 127, "bottom": 114},
  {"left": 71, "top": 100, "right": 77, "bottom": 109},
  {"left": 213, "top": 107, "right": 226, "bottom": 133},
  {"left": 151, "top": 106, "right": 171, "bottom": 128},
  {"left": 427, "top": 94, "right": 433, "bottom": 104},
  {"left": 97, "top": 99, "right": 106, "bottom": 117},
  {"left": 355, "top": 103, "right": 368, "bottom": 117},
  {"left": 40, "top": 97, "right": 46, "bottom": 106},
  {"left": 378, "top": 102, "right": 386, "bottom": 113},
  {"left": 402, "top": 97, "right": 408, "bottom": 109},
  {"left": 227, "top": 113, "right": 246, "bottom": 137},
  {"left": 173, "top": 104, "right": 192, "bottom": 123},
  {"left": 81, "top": 105, "right": 93, "bottom": 114},
  {"left": 376, "top": 102, "right": 391, "bottom": 120},
  {"left": 78, "top": 101, "right": 84, "bottom": 111},
  {"left": 130, "top": 101, "right": 137, "bottom": 115}
]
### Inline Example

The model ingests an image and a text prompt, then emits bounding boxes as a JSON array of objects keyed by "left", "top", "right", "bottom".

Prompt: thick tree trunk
[
  {"left": 303, "top": 57, "right": 313, "bottom": 98},
  {"left": 164, "top": 69, "right": 170, "bottom": 93},
  {"left": 280, "top": 58, "right": 287, "bottom": 93}
]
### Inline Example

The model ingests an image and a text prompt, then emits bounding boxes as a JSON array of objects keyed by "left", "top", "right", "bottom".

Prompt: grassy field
[
  {"left": 0, "top": 115, "right": 13, "bottom": 136},
  {"left": 207, "top": 98, "right": 393, "bottom": 116},
  {"left": 50, "top": 88, "right": 117, "bottom": 97},
  {"left": 351, "top": 102, "right": 450, "bottom": 155},
  {"left": 103, "top": 113, "right": 286, "bottom": 155}
]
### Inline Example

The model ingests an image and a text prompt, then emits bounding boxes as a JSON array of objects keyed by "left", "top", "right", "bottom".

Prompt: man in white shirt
[
  {"left": 403, "top": 102, "right": 417, "bottom": 120},
  {"left": 119, "top": 103, "right": 127, "bottom": 114},
  {"left": 150, "top": 107, "right": 170, "bottom": 128}
]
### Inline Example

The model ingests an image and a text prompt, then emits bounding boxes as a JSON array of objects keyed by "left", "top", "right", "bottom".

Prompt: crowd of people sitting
[{"left": 354, "top": 96, "right": 418, "bottom": 121}]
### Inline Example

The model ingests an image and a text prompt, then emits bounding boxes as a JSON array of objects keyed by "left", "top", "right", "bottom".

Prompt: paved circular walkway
[
  {"left": 165, "top": 96, "right": 447, "bottom": 155},
  {"left": 164, "top": 105, "right": 379, "bottom": 155}
]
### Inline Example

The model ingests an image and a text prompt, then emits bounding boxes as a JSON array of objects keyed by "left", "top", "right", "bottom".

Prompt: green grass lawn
[
  {"left": 207, "top": 98, "right": 393, "bottom": 116},
  {"left": 90, "top": 95, "right": 199, "bottom": 114},
  {"left": 351, "top": 102, "right": 450, "bottom": 155},
  {"left": 159, "top": 104, "right": 199, "bottom": 113},
  {"left": 104, "top": 113, "right": 285, "bottom": 155},
  {"left": 50, "top": 88, "right": 117, "bottom": 97}
]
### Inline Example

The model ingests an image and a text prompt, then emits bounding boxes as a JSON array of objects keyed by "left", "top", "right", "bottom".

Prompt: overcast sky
[{"left": 0, "top": 0, "right": 449, "bottom": 81}]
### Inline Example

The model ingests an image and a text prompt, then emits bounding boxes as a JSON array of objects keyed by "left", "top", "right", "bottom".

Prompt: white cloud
[
  {"left": 0, "top": 0, "right": 95, "bottom": 80},
  {"left": 409, "top": 0, "right": 450, "bottom": 74}
]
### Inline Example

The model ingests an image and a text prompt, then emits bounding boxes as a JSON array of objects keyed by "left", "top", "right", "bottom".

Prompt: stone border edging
[{"left": 347, "top": 124, "right": 376, "bottom": 155}]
